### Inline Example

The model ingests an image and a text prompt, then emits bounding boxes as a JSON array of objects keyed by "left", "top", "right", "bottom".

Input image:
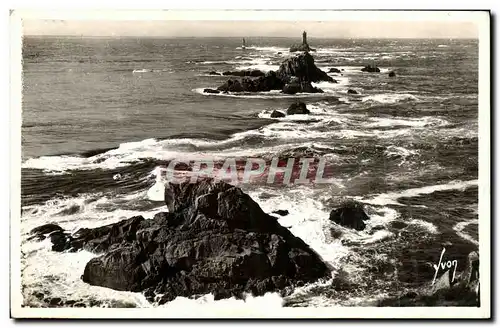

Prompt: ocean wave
[
  {"left": 355, "top": 179, "right": 478, "bottom": 207},
  {"left": 408, "top": 219, "right": 439, "bottom": 234},
  {"left": 361, "top": 93, "right": 419, "bottom": 104},
  {"left": 453, "top": 219, "right": 478, "bottom": 245}
]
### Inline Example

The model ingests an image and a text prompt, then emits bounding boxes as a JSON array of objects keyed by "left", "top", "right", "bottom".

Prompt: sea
[{"left": 20, "top": 36, "right": 479, "bottom": 308}]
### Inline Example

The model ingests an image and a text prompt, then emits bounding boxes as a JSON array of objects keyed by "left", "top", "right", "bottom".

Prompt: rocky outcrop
[
  {"left": 287, "top": 102, "right": 310, "bottom": 115},
  {"left": 282, "top": 81, "right": 324, "bottom": 95},
  {"left": 215, "top": 53, "right": 332, "bottom": 94},
  {"left": 203, "top": 88, "right": 220, "bottom": 94},
  {"left": 207, "top": 71, "right": 221, "bottom": 76},
  {"left": 361, "top": 65, "right": 381, "bottom": 73},
  {"left": 347, "top": 89, "right": 358, "bottom": 95},
  {"left": 270, "top": 110, "right": 286, "bottom": 118},
  {"left": 277, "top": 52, "right": 334, "bottom": 84},
  {"left": 33, "top": 179, "right": 330, "bottom": 303},
  {"left": 328, "top": 68, "right": 341, "bottom": 73},
  {"left": 272, "top": 210, "right": 289, "bottom": 216},
  {"left": 388, "top": 71, "right": 396, "bottom": 77},
  {"left": 329, "top": 201, "right": 369, "bottom": 231},
  {"left": 222, "top": 70, "right": 266, "bottom": 77},
  {"left": 289, "top": 43, "right": 315, "bottom": 52}
]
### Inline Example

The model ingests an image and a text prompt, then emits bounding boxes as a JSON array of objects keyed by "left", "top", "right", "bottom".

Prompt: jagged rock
[
  {"left": 328, "top": 68, "right": 341, "bottom": 73},
  {"left": 361, "top": 65, "right": 381, "bottom": 73},
  {"left": 270, "top": 110, "right": 286, "bottom": 118},
  {"left": 329, "top": 201, "right": 369, "bottom": 231},
  {"left": 282, "top": 81, "right": 324, "bottom": 95},
  {"left": 287, "top": 102, "right": 310, "bottom": 115},
  {"left": 37, "top": 179, "right": 330, "bottom": 303},
  {"left": 30, "top": 223, "right": 63, "bottom": 235},
  {"left": 277, "top": 52, "right": 334, "bottom": 84},
  {"left": 222, "top": 70, "right": 265, "bottom": 77},
  {"left": 203, "top": 88, "right": 220, "bottom": 94},
  {"left": 347, "top": 89, "right": 358, "bottom": 95},
  {"left": 388, "top": 71, "right": 396, "bottom": 77}
]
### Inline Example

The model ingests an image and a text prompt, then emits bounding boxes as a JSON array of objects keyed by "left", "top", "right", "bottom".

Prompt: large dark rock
[
  {"left": 215, "top": 53, "right": 332, "bottom": 93},
  {"left": 270, "top": 110, "right": 286, "bottom": 118},
  {"left": 329, "top": 201, "right": 369, "bottom": 231},
  {"left": 282, "top": 81, "right": 324, "bottom": 95},
  {"left": 289, "top": 44, "right": 315, "bottom": 52},
  {"left": 207, "top": 71, "right": 221, "bottom": 76},
  {"left": 328, "top": 68, "right": 341, "bottom": 73},
  {"left": 37, "top": 179, "right": 329, "bottom": 303},
  {"left": 361, "top": 65, "right": 381, "bottom": 73},
  {"left": 203, "top": 88, "right": 220, "bottom": 94},
  {"left": 287, "top": 102, "right": 310, "bottom": 115},
  {"left": 388, "top": 71, "right": 396, "bottom": 77},
  {"left": 222, "top": 70, "right": 265, "bottom": 77},
  {"left": 277, "top": 52, "right": 334, "bottom": 84},
  {"left": 347, "top": 89, "right": 358, "bottom": 95}
]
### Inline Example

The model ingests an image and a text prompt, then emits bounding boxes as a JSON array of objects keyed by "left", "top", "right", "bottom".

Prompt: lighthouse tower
[{"left": 302, "top": 31, "right": 307, "bottom": 45}]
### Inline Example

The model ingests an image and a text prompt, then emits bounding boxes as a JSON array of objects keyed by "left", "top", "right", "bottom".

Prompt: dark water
[{"left": 20, "top": 36, "right": 478, "bottom": 307}]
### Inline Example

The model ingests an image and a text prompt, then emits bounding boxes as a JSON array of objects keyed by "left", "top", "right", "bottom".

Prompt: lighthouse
[{"left": 302, "top": 31, "right": 307, "bottom": 45}]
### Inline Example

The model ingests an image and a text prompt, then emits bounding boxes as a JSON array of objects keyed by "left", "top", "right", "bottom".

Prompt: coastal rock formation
[
  {"left": 33, "top": 179, "right": 330, "bottom": 303},
  {"left": 213, "top": 52, "right": 333, "bottom": 95},
  {"left": 222, "top": 70, "right": 266, "bottom": 77},
  {"left": 207, "top": 71, "right": 221, "bottom": 76},
  {"left": 328, "top": 68, "right": 341, "bottom": 73},
  {"left": 329, "top": 201, "right": 369, "bottom": 231},
  {"left": 361, "top": 65, "right": 381, "bottom": 73},
  {"left": 270, "top": 110, "right": 286, "bottom": 118},
  {"left": 287, "top": 102, "right": 310, "bottom": 115},
  {"left": 347, "top": 89, "right": 358, "bottom": 95},
  {"left": 282, "top": 81, "right": 324, "bottom": 95},
  {"left": 203, "top": 88, "right": 220, "bottom": 94},
  {"left": 277, "top": 52, "right": 334, "bottom": 84},
  {"left": 388, "top": 71, "right": 396, "bottom": 77}
]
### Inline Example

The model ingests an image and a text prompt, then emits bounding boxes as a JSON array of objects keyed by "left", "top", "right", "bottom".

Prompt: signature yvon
[{"left": 432, "top": 247, "right": 458, "bottom": 285}]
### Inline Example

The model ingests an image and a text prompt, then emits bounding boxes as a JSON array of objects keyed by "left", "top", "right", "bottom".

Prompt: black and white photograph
[{"left": 9, "top": 9, "right": 491, "bottom": 318}]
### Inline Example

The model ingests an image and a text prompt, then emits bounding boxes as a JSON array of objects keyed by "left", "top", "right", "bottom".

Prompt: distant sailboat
[{"left": 242, "top": 38, "right": 247, "bottom": 50}]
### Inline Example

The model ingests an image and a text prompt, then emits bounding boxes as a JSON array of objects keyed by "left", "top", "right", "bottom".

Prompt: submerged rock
[
  {"left": 328, "top": 68, "right": 341, "bottom": 73},
  {"left": 207, "top": 71, "right": 221, "bottom": 76},
  {"left": 203, "top": 88, "right": 220, "bottom": 94},
  {"left": 347, "top": 89, "right": 358, "bottom": 95},
  {"left": 361, "top": 65, "right": 381, "bottom": 73},
  {"left": 287, "top": 102, "right": 310, "bottom": 115},
  {"left": 36, "top": 179, "right": 330, "bottom": 302},
  {"left": 329, "top": 201, "right": 369, "bottom": 231},
  {"left": 388, "top": 71, "right": 396, "bottom": 77},
  {"left": 270, "top": 110, "right": 286, "bottom": 118}
]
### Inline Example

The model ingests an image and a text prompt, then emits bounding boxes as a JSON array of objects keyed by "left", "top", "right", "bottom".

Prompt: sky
[{"left": 22, "top": 19, "right": 479, "bottom": 39}]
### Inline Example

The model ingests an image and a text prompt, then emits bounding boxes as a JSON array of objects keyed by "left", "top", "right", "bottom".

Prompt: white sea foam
[
  {"left": 408, "top": 219, "right": 439, "bottom": 234},
  {"left": 453, "top": 219, "right": 479, "bottom": 245},
  {"left": 355, "top": 180, "right": 478, "bottom": 207},
  {"left": 362, "top": 93, "right": 418, "bottom": 104}
]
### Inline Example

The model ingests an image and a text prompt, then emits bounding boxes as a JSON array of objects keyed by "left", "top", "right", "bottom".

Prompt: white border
[{"left": 9, "top": 9, "right": 491, "bottom": 319}]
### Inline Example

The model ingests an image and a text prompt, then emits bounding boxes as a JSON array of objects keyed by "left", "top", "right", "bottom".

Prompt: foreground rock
[
  {"left": 34, "top": 179, "right": 330, "bottom": 303},
  {"left": 215, "top": 52, "right": 332, "bottom": 94},
  {"left": 361, "top": 65, "right": 381, "bottom": 73},
  {"left": 287, "top": 102, "right": 310, "bottom": 115},
  {"left": 329, "top": 201, "right": 369, "bottom": 231}
]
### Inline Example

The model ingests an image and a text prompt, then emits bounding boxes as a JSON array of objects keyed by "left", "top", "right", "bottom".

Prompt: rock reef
[{"left": 32, "top": 179, "right": 330, "bottom": 303}]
